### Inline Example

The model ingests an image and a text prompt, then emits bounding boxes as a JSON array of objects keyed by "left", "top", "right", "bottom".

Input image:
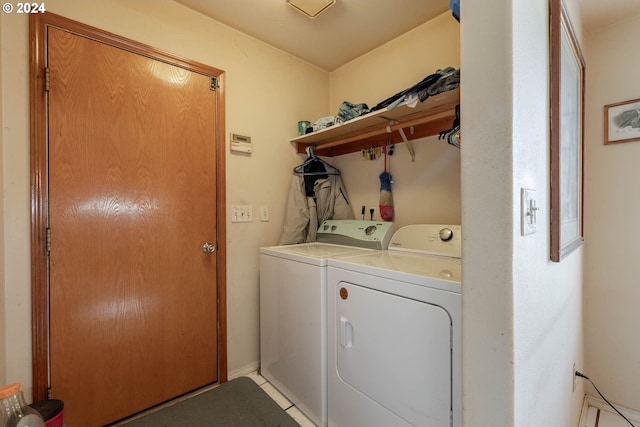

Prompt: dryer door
[{"left": 333, "top": 281, "right": 452, "bottom": 427}]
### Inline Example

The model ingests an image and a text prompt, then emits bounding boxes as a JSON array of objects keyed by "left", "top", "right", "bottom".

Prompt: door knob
[{"left": 202, "top": 243, "right": 216, "bottom": 253}]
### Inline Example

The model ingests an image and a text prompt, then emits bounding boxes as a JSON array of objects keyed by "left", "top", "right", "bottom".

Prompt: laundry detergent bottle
[{"left": 0, "top": 384, "right": 45, "bottom": 427}]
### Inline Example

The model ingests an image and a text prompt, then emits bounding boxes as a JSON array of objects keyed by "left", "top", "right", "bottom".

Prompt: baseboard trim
[
  {"left": 227, "top": 361, "right": 260, "bottom": 381},
  {"left": 579, "top": 394, "right": 640, "bottom": 427}
]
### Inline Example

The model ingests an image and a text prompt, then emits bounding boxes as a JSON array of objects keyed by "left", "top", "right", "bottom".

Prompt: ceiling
[
  {"left": 174, "top": 0, "right": 451, "bottom": 71},
  {"left": 174, "top": 0, "right": 640, "bottom": 71},
  {"left": 578, "top": 0, "right": 640, "bottom": 31}
]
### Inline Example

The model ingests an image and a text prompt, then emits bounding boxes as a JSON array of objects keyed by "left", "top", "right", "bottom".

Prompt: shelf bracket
[{"left": 387, "top": 121, "right": 415, "bottom": 162}]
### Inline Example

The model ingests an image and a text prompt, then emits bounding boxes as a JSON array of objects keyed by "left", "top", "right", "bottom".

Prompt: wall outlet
[{"left": 231, "top": 205, "right": 253, "bottom": 223}]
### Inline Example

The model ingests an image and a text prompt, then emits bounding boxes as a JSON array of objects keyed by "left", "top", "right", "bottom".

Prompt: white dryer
[
  {"left": 327, "top": 224, "right": 462, "bottom": 427},
  {"left": 260, "top": 220, "right": 395, "bottom": 427}
]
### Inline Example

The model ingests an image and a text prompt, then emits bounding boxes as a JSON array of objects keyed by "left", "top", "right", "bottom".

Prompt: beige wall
[
  {"left": 0, "top": 0, "right": 329, "bottom": 398},
  {"left": 0, "top": 10, "right": 6, "bottom": 388},
  {"left": 2, "top": 11, "right": 31, "bottom": 397},
  {"left": 330, "top": 13, "right": 462, "bottom": 228},
  {"left": 584, "top": 15, "right": 640, "bottom": 412},
  {"left": 330, "top": 13, "right": 460, "bottom": 112}
]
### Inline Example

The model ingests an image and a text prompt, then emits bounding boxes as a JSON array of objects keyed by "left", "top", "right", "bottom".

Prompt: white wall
[
  {"left": 0, "top": 0, "right": 330, "bottom": 398},
  {"left": 584, "top": 15, "right": 640, "bottom": 412},
  {"left": 462, "top": 0, "right": 585, "bottom": 426},
  {"left": 330, "top": 13, "right": 462, "bottom": 228}
]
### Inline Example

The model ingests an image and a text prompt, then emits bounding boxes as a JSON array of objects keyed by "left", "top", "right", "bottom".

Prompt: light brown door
[{"left": 47, "top": 26, "right": 219, "bottom": 426}]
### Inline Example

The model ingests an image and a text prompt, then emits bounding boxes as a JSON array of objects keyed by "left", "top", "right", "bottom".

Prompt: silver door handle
[{"left": 202, "top": 243, "right": 216, "bottom": 253}]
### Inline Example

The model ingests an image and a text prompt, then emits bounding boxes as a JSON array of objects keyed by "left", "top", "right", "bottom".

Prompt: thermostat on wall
[{"left": 231, "top": 133, "right": 252, "bottom": 154}]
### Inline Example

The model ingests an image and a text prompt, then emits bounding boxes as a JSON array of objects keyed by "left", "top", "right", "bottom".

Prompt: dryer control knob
[
  {"left": 365, "top": 225, "right": 377, "bottom": 235},
  {"left": 439, "top": 228, "right": 453, "bottom": 242}
]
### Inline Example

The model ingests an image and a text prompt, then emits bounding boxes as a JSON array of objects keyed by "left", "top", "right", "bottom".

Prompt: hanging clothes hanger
[
  {"left": 438, "top": 104, "right": 461, "bottom": 148},
  {"left": 292, "top": 146, "right": 341, "bottom": 176},
  {"left": 447, "top": 126, "right": 461, "bottom": 148}
]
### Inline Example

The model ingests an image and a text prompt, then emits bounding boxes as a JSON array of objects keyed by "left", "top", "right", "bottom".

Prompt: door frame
[{"left": 29, "top": 12, "right": 228, "bottom": 401}]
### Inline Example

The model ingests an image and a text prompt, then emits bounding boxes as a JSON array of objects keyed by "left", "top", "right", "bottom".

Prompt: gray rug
[{"left": 121, "top": 377, "right": 300, "bottom": 427}]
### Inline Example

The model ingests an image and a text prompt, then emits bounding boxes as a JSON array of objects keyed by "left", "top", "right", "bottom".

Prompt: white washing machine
[
  {"left": 260, "top": 220, "right": 395, "bottom": 427},
  {"left": 327, "top": 224, "right": 462, "bottom": 427}
]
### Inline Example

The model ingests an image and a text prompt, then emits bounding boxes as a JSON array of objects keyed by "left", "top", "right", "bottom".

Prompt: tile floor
[{"left": 244, "top": 371, "right": 316, "bottom": 427}]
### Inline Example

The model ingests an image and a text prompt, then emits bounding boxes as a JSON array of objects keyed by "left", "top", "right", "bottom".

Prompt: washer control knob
[
  {"left": 439, "top": 228, "right": 453, "bottom": 242},
  {"left": 365, "top": 225, "right": 377, "bottom": 235}
]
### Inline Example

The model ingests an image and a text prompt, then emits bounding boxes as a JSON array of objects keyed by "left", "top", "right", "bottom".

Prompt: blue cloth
[
  {"left": 450, "top": 0, "right": 460, "bottom": 21},
  {"left": 379, "top": 172, "right": 392, "bottom": 191}
]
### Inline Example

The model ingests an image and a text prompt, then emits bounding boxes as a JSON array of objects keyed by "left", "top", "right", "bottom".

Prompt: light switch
[
  {"left": 521, "top": 188, "right": 538, "bottom": 236},
  {"left": 231, "top": 205, "right": 253, "bottom": 223}
]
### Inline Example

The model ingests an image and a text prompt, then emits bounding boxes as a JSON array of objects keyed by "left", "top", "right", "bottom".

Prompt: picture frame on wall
[
  {"left": 549, "top": 0, "right": 585, "bottom": 262},
  {"left": 604, "top": 98, "right": 640, "bottom": 145}
]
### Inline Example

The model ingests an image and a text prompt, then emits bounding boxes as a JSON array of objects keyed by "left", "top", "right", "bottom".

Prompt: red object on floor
[{"left": 29, "top": 400, "right": 64, "bottom": 427}]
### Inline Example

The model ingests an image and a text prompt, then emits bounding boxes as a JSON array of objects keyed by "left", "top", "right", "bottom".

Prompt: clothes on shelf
[
  {"left": 372, "top": 67, "right": 460, "bottom": 111},
  {"left": 302, "top": 67, "right": 460, "bottom": 135}
]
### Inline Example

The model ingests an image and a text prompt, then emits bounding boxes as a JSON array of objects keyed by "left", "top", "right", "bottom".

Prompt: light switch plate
[
  {"left": 259, "top": 206, "right": 269, "bottom": 222},
  {"left": 232, "top": 205, "right": 253, "bottom": 223},
  {"left": 521, "top": 188, "right": 537, "bottom": 236}
]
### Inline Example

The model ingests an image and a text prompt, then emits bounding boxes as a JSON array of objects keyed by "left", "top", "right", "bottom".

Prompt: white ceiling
[{"left": 174, "top": 0, "right": 640, "bottom": 71}]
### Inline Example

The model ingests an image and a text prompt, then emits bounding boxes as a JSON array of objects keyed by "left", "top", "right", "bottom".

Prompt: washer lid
[
  {"left": 260, "top": 242, "right": 372, "bottom": 265},
  {"left": 388, "top": 224, "right": 461, "bottom": 258}
]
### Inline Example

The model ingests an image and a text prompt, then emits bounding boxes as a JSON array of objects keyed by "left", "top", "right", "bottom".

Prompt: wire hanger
[
  {"left": 293, "top": 146, "right": 341, "bottom": 176},
  {"left": 438, "top": 104, "right": 461, "bottom": 148}
]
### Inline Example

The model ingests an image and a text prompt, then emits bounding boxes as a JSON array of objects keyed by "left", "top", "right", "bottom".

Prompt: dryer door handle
[{"left": 340, "top": 316, "right": 353, "bottom": 349}]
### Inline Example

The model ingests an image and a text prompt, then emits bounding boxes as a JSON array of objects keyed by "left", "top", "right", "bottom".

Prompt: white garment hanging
[{"left": 279, "top": 174, "right": 354, "bottom": 245}]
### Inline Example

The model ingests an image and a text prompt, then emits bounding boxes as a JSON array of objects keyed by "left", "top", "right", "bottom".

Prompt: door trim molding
[{"left": 29, "top": 12, "right": 228, "bottom": 400}]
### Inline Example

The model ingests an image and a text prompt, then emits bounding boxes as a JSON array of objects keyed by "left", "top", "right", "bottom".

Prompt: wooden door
[{"left": 44, "top": 24, "right": 222, "bottom": 426}]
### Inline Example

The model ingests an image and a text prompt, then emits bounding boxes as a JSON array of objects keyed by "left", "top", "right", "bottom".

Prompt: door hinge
[
  {"left": 47, "top": 387, "right": 52, "bottom": 399},
  {"left": 46, "top": 227, "right": 51, "bottom": 254},
  {"left": 44, "top": 67, "right": 50, "bottom": 92},
  {"left": 210, "top": 76, "right": 217, "bottom": 91}
]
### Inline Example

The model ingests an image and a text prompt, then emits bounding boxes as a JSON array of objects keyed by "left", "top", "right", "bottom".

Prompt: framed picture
[
  {"left": 549, "top": 0, "right": 585, "bottom": 262},
  {"left": 604, "top": 98, "right": 640, "bottom": 145}
]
